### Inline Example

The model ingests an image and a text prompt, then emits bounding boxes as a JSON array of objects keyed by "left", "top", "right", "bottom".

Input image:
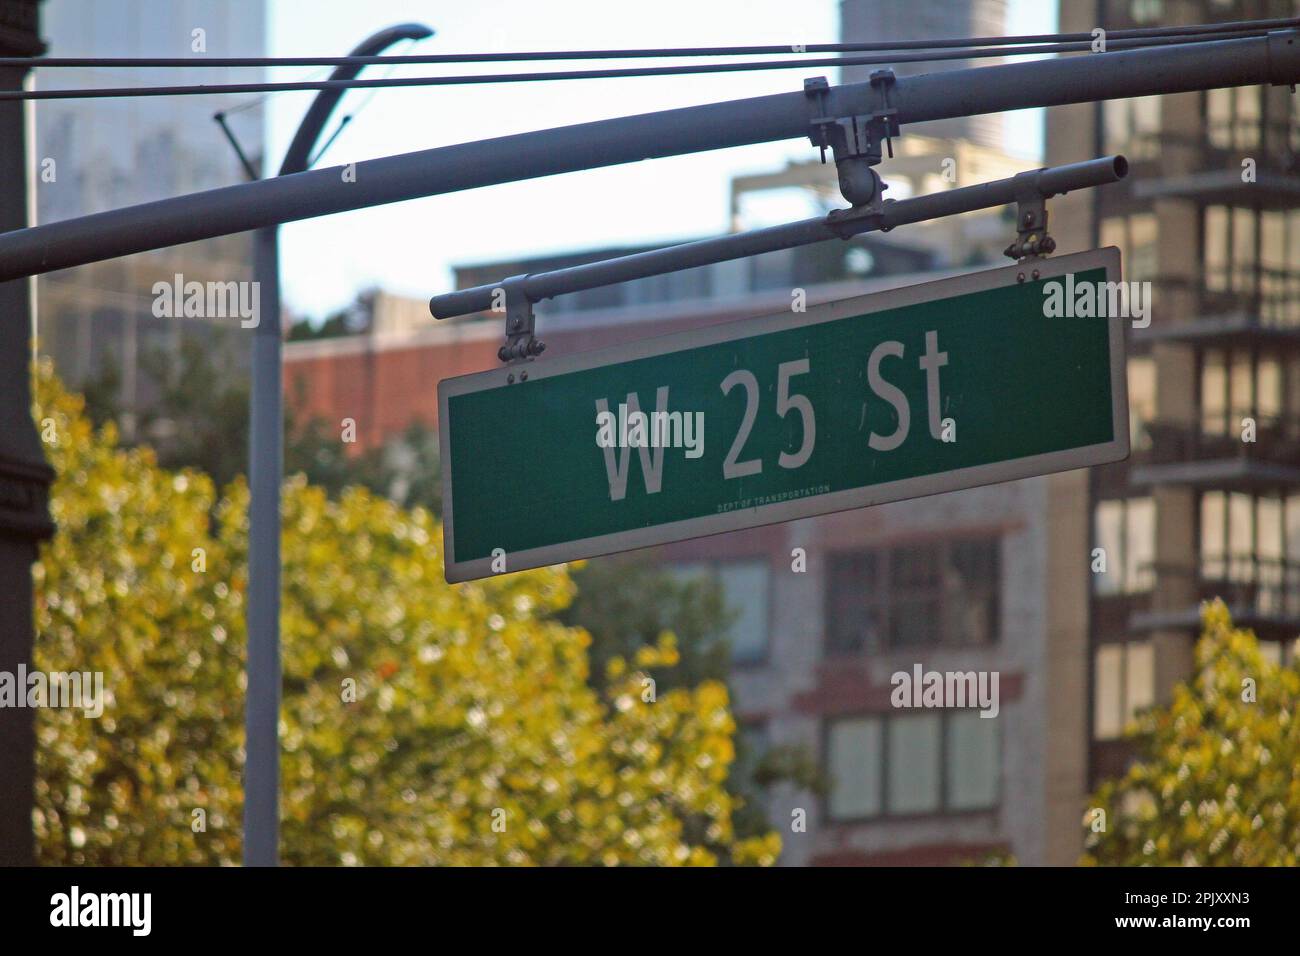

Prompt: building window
[
  {"left": 1200, "top": 346, "right": 1288, "bottom": 435},
  {"left": 1199, "top": 491, "right": 1300, "bottom": 618},
  {"left": 1128, "top": 356, "right": 1157, "bottom": 451},
  {"left": 1103, "top": 95, "right": 1161, "bottom": 158},
  {"left": 1202, "top": 206, "right": 1300, "bottom": 319},
  {"left": 887, "top": 713, "right": 941, "bottom": 815},
  {"left": 827, "top": 716, "right": 883, "bottom": 820},
  {"left": 825, "top": 537, "right": 1000, "bottom": 656},
  {"left": 1292, "top": 91, "right": 1300, "bottom": 155},
  {"left": 826, "top": 551, "right": 885, "bottom": 656},
  {"left": 1093, "top": 497, "right": 1155, "bottom": 595},
  {"left": 1258, "top": 210, "right": 1300, "bottom": 325},
  {"left": 1206, "top": 86, "right": 1261, "bottom": 151},
  {"left": 672, "top": 559, "right": 770, "bottom": 665},
  {"left": 1200, "top": 490, "right": 1287, "bottom": 572},
  {"left": 1259, "top": 638, "right": 1300, "bottom": 667},
  {"left": 827, "top": 712, "right": 999, "bottom": 822},
  {"left": 1203, "top": 205, "right": 1258, "bottom": 297},
  {"left": 1100, "top": 213, "right": 1158, "bottom": 282},
  {"left": 1093, "top": 641, "right": 1155, "bottom": 740},
  {"left": 947, "top": 710, "right": 1000, "bottom": 810},
  {"left": 1129, "top": 0, "right": 1163, "bottom": 24},
  {"left": 718, "top": 561, "right": 769, "bottom": 663}
]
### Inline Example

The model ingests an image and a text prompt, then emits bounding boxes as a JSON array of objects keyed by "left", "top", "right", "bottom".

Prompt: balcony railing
[
  {"left": 1142, "top": 275, "right": 1300, "bottom": 331},
  {"left": 1205, "top": 122, "right": 1298, "bottom": 166},
  {"left": 1139, "top": 555, "right": 1300, "bottom": 629},
  {"left": 1091, "top": 587, "right": 1153, "bottom": 638},
  {"left": 1141, "top": 413, "right": 1300, "bottom": 470},
  {"left": 1114, "top": 127, "right": 1300, "bottom": 174}
]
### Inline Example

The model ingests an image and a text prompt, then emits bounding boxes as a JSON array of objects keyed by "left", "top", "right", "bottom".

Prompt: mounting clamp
[
  {"left": 825, "top": 199, "right": 895, "bottom": 240},
  {"left": 496, "top": 274, "right": 546, "bottom": 364},
  {"left": 1004, "top": 172, "right": 1057, "bottom": 261},
  {"left": 805, "top": 71, "right": 898, "bottom": 209}
]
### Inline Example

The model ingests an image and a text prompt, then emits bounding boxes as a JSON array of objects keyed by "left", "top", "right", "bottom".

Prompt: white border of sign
[{"left": 439, "top": 247, "right": 1127, "bottom": 583}]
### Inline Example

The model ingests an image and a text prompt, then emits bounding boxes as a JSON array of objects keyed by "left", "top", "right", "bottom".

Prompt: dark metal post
[{"left": 0, "top": 0, "right": 53, "bottom": 867}]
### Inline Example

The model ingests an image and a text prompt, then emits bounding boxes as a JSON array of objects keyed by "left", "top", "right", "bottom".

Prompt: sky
[{"left": 266, "top": 0, "right": 1056, "bottom": 322}]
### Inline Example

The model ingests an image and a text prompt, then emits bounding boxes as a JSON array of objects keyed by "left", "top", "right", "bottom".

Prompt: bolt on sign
[{"left": 438, "top": 247, "right": 1128, "bottom": 582}]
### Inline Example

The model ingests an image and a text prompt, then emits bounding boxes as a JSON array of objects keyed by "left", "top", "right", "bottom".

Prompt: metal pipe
[
  {"left": 0, "top": 31, "right": 1295, "bottom": 282},
  {"left": 245, "top": 225, "right": 281, "bottom": 868},
  {"left": 429, "top": 155, "right": 1128, "bottom": 318}
]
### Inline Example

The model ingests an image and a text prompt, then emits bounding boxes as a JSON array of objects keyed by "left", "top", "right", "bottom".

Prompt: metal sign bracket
[
  {"left": 806, "top": 71, "right": 899, "bottom": 207},
  {"left": 805, "top": 70, "right": 900, "bottom": 166},
  {"left": 1005, "top": 184, "right": 1057, "bottom": 261},
  {"left": 498, "top": 274, "right": 546, "bottom": 364}
]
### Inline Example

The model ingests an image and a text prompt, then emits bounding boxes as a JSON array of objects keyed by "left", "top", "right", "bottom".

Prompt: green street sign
[{"left": 438, "top": 248, "right": 1128, "bottom": 583}]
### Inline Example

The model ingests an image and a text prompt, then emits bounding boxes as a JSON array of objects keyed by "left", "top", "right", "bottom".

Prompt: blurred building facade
[
  {"left": 1047, "top": 0, "right": 1300, "bottom": 810},
  {"left": 32, "top": 0, "right": 265, "bottom": 441}
]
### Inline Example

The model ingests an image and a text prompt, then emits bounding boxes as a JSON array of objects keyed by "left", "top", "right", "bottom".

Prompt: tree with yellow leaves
[
  {"left": 1082, "top": 601, "right": 1300, "bottom": 865},
  {"left": 31, "top": 361, "right": 779, "bottom": 866}
]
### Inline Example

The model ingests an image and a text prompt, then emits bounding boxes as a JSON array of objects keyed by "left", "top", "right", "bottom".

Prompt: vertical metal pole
[
  {"left": 0, "top": 3, "right": 54, "bottom": 867},
  {"left": 244, "top": 223, "right": 281, "bottom": 866},
  {"left": 237, "top": 21, "right": 432, "bottom": 869}
]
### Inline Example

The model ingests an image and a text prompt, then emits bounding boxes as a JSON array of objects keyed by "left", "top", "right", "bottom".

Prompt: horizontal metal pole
[
  {"left": 429, "top": 156, "right": 1128, "bottom": 317},
  {"left": 1, "top": 31, "right": 1296, "bottom": 282}
]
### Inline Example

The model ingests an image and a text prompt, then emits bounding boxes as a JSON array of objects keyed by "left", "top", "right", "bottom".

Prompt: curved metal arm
[{"left": 279, "top": 23, "right": 434, "bottom": 176}]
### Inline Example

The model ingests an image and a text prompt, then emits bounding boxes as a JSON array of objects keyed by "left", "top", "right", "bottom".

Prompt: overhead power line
[
  {"left": 2, "top": 16, "right": 1295, "bottom": 69},
  {"left": 1, "top": 28, "right": 1284, "bottom": 101}
]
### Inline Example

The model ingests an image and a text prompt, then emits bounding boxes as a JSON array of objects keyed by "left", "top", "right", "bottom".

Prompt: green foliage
[
  {"left": 285, "top": 291, "right": 373, "bottom": 342},
  {"left": 285, "top": 412, "right": 442, "bottom": 517},
  {"left": 1082, "top": 601, "right": 1300, "bottom": 866},
  {"left": 77, "top": 359, "right": 123, "bottom": 431},
  {"left": 137, "top": 336, "right": 253, "bottom": 488},
  {"left": 69, "top": 336, "right": 443, "bottom": 515},
  {"left": 562, "top": 557, "right": 824, "bottom": 846},
  {"left": 31, "top": 362, "right": 778, "bottom": 866},
  {"left": 563, "top": 557, "right": 732, "bottom": 694},
  {"left": 286, "top": 313, "right": 353, "bottom": 341}
]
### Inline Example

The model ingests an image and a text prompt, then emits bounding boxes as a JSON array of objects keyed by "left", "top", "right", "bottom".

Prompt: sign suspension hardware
[{"left": 496, "top": 274, "right": 545, "bottom": 367}]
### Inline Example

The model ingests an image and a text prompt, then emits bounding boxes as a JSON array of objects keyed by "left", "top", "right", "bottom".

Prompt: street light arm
[{"left": 279, "top": 23, "right": 434, "bottom": 176}]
